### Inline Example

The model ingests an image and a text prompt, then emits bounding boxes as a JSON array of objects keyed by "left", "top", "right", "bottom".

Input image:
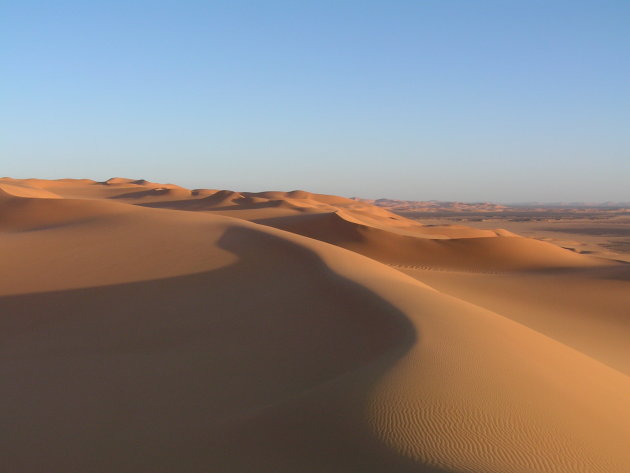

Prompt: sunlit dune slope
[
  {"left": 367, "top": 283, "right": 630, "bottom": 473},
  {"left": 397, "top": 265, "right": 630, "bottom": 375},
  {"left": 252, "top": 210, "right": 610, "bottom": 270},
  {"left": 0, "top": 180, "right": 62, "bottom": 199},
  {"left": 1, "top": 178, "right": 628, "bottom": 473}
]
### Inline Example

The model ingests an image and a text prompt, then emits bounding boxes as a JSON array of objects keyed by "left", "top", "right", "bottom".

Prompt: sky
[{"left": 1, "top": 0, "right": 629, "bottom": 202}]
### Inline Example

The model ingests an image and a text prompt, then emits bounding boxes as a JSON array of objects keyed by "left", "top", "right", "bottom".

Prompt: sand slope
[
  {"left": 396, "top": 265, "right": 630, "bottom": 375},
  {"left": 251, "top": 211, "right": 610, "bottom": 270},
  {"left": 1, "top": 178, "right": 629, "bottom": 473}
]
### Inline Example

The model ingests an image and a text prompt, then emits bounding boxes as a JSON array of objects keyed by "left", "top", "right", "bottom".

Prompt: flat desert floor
[{"left": 1, "top": 177, "right": 629, "bottom": 473}]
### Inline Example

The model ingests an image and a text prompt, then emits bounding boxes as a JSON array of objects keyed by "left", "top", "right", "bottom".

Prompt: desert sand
[
  {"left": 369, "top": 199, "right": 630, "bottom": 263},
  {"left": 1, "top": 177, "right": 629, "bottom": 473}
]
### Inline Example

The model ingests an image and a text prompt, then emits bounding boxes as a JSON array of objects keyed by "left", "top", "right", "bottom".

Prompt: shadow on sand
[{"left": 0, "top": 226, "right": 452, "bottom": 473}]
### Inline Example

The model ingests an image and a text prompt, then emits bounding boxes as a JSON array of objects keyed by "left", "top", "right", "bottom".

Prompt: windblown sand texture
[{"left": 1, "top": 177, "right": 629, "bottom": 473}]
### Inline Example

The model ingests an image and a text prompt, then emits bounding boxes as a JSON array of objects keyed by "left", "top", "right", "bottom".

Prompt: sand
[
  {"left": 1, "top": 177, "right": 628, "bottom": 473},
  {"left": 389, "top": 205, "right": 630, "bottom": 263}
]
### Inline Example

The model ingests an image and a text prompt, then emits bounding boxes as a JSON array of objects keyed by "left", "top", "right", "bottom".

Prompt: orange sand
[{"left": 1, "top": 177, "right": 628, "bottom": 473}]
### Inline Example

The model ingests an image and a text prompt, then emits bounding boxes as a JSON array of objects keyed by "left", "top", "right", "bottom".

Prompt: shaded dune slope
[
  {"left": 0, "top": 179, "right": 629, "bottom": 472},
  {"left": 0, "top": 197, "right": 419, "bottom": 472}
]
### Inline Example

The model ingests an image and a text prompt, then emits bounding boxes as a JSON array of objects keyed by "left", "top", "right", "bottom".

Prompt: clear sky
[{"left": 2, "top": 0, "right": 629, "bottom": 202}]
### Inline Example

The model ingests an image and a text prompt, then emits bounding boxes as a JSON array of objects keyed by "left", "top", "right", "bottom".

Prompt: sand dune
[
  {"left": 0, "top": 180, "right": 62, "bottom": 199},
  {"left": 1, "top": 178, "right": 628, "bottom": 473},
  {"left": 251, "top": 211, "right": 610, "bottom": 270},
  {"left": 397, "top": 265, "right": 630, "bottom": 375},
  {"left": 367, "top": 287, "right": 629, "bottom": 473}
]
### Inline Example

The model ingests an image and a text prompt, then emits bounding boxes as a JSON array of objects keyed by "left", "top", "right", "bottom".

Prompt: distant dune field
[
  {"left": 362, "top": 197, "right": 630, "bottom": 263},
  {"left": 1, "top": 177, "right": 629, "bottom": 473}
]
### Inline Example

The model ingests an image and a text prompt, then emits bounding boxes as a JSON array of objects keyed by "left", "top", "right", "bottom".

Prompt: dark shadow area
[{"left": 0, "top": 226, "right": 448, "bottom": 472}]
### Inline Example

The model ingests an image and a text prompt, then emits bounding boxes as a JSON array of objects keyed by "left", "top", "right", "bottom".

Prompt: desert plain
[{"left": 1, "top": 177, "right": 629, "bottom": 473}]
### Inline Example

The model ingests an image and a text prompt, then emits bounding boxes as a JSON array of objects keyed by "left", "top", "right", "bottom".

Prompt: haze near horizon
[{"left": 1, "top": 0, "right": 628, "bottom": 201}]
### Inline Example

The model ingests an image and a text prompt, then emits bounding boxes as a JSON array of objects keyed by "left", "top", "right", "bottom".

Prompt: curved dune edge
[
  {"left": 0, "top": 180, "right": 628, "bottom": 472},
  {"left": 302, "top": 226, "right": 630, "bottom": 471},
  {"left": 367, "top": 289, "right": 630, "bottom": 473},
  {"left": 396, "top": 265, "right": 630, "bottom": 376},
  {"left": 252, "top": 210, "right": 614, "bottom": 271},
  {"left": 1, "top": 176, "right": 512, "bottom": 237},
  {"left": 0, "top": 195, "right": 420, "bottom": 472}
]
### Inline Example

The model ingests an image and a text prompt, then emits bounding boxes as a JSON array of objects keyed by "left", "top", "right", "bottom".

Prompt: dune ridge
[{"left": 1, "top": 177, "right": 628, "bottom": 473}]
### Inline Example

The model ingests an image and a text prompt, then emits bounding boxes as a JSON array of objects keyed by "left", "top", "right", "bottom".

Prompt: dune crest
[
  {"left": 0, "top": 181, "right": 62, "bottom": 199},
  {"left": 1, "top": 177, "right": 628, "bottom": 473}
]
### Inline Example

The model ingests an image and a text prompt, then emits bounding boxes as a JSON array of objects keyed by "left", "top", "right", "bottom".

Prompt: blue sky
[{"left": 2, "top": 0, "right": 628, "bottom": 201}]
